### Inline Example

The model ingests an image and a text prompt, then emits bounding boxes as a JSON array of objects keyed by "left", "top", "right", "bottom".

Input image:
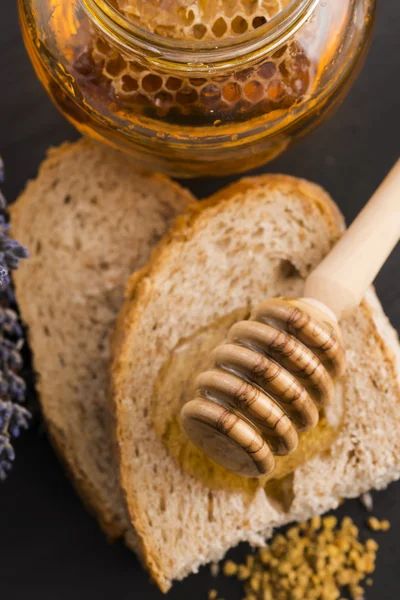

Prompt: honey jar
[{"left": 19, "top": 0, "right": 376, "bottom": 177}]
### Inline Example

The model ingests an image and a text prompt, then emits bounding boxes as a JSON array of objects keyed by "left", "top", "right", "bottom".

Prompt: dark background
[{"left": 1, "top": 2, "right": 399, "bottom": 599}]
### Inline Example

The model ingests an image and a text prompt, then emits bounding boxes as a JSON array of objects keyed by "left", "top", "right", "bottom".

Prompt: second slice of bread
[
  {"left": 10, "top": 138, "right": 194, "bottom": 545},
  {"left": 112, "top": 175, "right": 400, "bottom": 591}
]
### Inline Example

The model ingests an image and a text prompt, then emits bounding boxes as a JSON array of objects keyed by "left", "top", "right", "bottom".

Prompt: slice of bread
[
  {"left": 10, "top": 138, "right": 194, "bottom": 545},
  {"left": 112, "top": 175, "right": 400, "bottom": 592}
]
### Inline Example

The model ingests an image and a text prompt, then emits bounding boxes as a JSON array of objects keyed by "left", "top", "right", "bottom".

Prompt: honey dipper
[{"left": 181, "top": 160, "right": 400, "bottom": 478}]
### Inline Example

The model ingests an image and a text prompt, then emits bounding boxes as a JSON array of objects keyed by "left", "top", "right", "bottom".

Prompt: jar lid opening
[{"left": 80, "top": 0, "right": 320, "bottom": 68}]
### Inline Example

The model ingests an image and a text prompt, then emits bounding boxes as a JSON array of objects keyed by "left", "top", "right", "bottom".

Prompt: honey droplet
[
  {"left": 222, "top": 82, "right": 241, "bottom": 103},
  {"left": 212, "top": 17, "right": 228, "bottom": 38},
  {"left": 142, "top": 73, "right": 163, "bottom": 93},
  {"left": 231, "top": 15, "right": 248, "bottom": 35},
  {"left": 252, "top": 16, "right": 267, "bottom": 29},
  {"left": 244, "top": 80, "right": 264, "bottom": 102},
  {"left": 258, "top": 61, "right": 277, "bottom": 80},
  {"left": 268, "top": 79, "right": 287, "bottom": 101},
  {"left": 166, "top": 76, "right": 183, "bottom": 91},
  {"left": 200, "top": 84, "right": 222, "bottom": 106},
  {"left": 105, "top": 55, "right": 127, "bottom": 77},
  {"left": 176, "top": 87, "right": 198, "bottom": 104},
  {"left": 121, "top": 74, "right": 139, "bottom": 93}
]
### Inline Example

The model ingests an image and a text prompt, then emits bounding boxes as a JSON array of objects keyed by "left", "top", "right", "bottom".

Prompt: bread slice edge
[{"left": 111, "top": 174, "right": 349, "bottom": 590}]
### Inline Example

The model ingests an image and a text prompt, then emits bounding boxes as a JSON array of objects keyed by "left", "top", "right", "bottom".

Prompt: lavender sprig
[{"left": 0, "top": 157, "right": 30, "bottom": 480}]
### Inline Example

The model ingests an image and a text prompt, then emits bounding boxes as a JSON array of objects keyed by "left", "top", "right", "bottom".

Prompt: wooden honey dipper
[{"left": 181, "top": 160, "right": 400, "bottom": 478}]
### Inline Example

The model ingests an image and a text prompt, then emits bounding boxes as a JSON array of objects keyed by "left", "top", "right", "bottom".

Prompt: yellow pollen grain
[
  {"left": 368, "top": 516, "right": 391, "bottom": 531},
  {"left": 212, "top": 514, "right": 389, "bottom": 600}
]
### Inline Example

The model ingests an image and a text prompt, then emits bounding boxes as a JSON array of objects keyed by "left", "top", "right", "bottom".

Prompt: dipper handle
[{"left": 304, "top": 159, "right": 400, "bottom": 319}]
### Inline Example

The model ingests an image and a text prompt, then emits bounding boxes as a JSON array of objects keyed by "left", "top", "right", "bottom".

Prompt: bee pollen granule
[{"left": 213, "top": 515, "right": 389, "bottom": 600}]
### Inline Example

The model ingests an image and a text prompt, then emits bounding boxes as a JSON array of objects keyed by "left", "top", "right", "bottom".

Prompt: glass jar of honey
[{"left": 19, "top": 0, "right": 376, "bottom": 177}]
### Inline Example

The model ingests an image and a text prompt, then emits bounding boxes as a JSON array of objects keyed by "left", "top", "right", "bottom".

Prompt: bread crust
[{"left": 10, "top": 138, "right": 194, "bottom": 545}]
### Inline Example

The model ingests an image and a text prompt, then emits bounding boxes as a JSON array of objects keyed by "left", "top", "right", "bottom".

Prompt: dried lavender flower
[
  {"left": 0, "top": 157, "right": 30, "bottom": 480},
  {"left": 0, "top": 402, "right": 30, "bottom": 480}
]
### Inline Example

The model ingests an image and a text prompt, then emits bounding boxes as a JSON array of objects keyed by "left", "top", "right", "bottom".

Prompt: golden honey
[
  {"left": 152, "top": 309, "right": 344, "bottom": 491},
  {"left": 19, "top": 0, "right": 376, "bottom": 176}
]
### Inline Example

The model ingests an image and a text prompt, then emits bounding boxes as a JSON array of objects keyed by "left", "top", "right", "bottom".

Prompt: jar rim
[{"left": 80, "top": 0, "right": 320, "bottom": 69}]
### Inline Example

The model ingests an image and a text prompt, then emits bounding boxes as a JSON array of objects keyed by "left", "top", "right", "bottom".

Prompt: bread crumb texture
[
  {"left": 214, "top": 514, "right": 389, "bottom": 600},
  {"left": 10, "top": 138, "right": 194, "bottom": 541},
  {"left": 112, "top": 174, "right": 400, "bottom": 591}
]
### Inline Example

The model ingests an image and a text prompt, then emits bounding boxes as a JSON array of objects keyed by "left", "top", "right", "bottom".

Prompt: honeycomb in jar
[
  {"left": 116, "top": 0, "right": 291, "bottom": 41},
  {"left": 72, "top": 32, "right": 312, "bottom": 124}
]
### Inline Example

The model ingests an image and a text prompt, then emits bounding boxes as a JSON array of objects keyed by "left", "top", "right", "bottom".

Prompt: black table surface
[{"left": 1, "top": 2, "right": 399, "bottom": 599}]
